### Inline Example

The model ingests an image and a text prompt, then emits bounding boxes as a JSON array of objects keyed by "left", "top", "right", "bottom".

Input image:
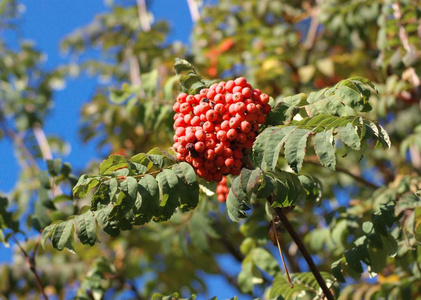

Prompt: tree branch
[
  {"left": 186, "top": 0, "right": 200, "bottom": 22},
  {"left": 304, "top": 158, "right": 380, "bottom": 189},
  {"left": 268, "top": 202, "right": 334, "bottom": 300},
  {"left": 136, "top": 0, "right": 151, "bottom": 32},
  {"left": 12, "top": 235, "right": 48, "bottom": 300}
]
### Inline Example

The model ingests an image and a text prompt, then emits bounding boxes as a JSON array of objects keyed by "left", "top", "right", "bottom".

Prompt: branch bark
[
  {"left": 12, "top": 235, "right": 48, "bottom": 300},
  {"left": 268, "top": 202, "right": 334, "bottom": 300}
]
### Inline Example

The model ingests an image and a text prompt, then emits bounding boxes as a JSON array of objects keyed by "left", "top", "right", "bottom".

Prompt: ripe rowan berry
[
  {"left": 260, "top": 93, "right": 270, "bottom": 105},
  {"left": 242, "top": 87, "right": 252, "bottom": 98},
  {"left": 225, "top": 158, "right": 235, "bottom": 167},
  {"left": 177, "top": 92, "right": 188, "bottom": 102},
  {"left": 233, "top": 92, "right": 244, "bottom": 102},
  {"left": 195, "top": 142, "right": 205, "bottom": 153},
  {"left": 240, "top": 121, "right": 252, "bottom": 133},
  {"left": 234, "top": 77, "right": 247, "bottom": 87},
  {"left": 203, "top": 121, "right": 214, "bottom": 133},
  {"left": 225, "top": 80, "right": 235, "bottom": 92},
  {"left": 227, "top": 129, "right": 238, "bottom": 141}
]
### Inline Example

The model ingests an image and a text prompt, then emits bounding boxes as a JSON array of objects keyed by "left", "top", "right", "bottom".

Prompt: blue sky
[{"left": 0, "top": 1, "right": 250, "bottom": 298}]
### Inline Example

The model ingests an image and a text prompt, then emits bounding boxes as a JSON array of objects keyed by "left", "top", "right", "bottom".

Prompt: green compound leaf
[
  {"left": 73, "top": 175, "right": 100, "bottom": 198},
  {"left": 134, "top": 174, "right": 160, "bottom": 225},
  {"left": 155, "top": 169, "right": 180, "bottom": 221},
  {"left": 172, "top": 162, "right": 199, "bottom": 211},
  {"left": 74, "top": 209, "right": 97, "bottom": 246},
  {"left": 253, "top": 115, "right": 390, "bottom": 173},
  {"left": 284, "top": 128, "right": 312, "bottom": 173},
  {"left": 314, "top": 129, "right": 336, "bottom": 170},
  {"left": 270, "top": 272, "right": 335, "bottom": 299},
  {"left": 226, "top": 175, "right": 251, "bottom": 222},
  {"left": 99, "top": 155, "right": 128, "bottom": 175},
  {"left": 337, "top": 123, "right": 361, "bottom": 150},
  {"left": 49, "top": 220, "right": 75, "bottom": 251}
]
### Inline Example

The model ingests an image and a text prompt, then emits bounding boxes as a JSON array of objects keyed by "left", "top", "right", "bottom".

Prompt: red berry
[
  {"left": 195, "top": 129, "right": 205, "bottom": 141},
  {"left": 186, "top": 95, "right": 196, "bottom": 105},
  {"left": 191, "top": 116, "right": 200, "bottom": 126},
  {"left": 214, "top": 93, "right": 225, "bottom": 103},
  {"left": 203, "top": 121, "right": 215, "bottom": 133},
  {"left": 213, "top": 172, "right": 223, "bottom": 182},
  {"left": 217, "top": 130, "right": 228, "bottom": 141},
  {"left": 195, "top": 142, "right": 206, "bottom": 153},
  {"left": 237, "top": 133, "right": 247, "bottom": 143},
  {"left": 260, "top": 93, "right": 270, "bottom": 105},
  {"left": 225, "top": 80, "right": 235, "bottom": 92},
  {"left": 173, "top": 102, "right": 181, "bottom": 112},
  {"left": 215, "top": 143, "right": 225, "bottom": 155},
  {"left": 233, "top": 92, "right": 244, "bottom": 102},
  {"left": 225, "top": 93, "right": 233, "bottom": 103},
  {"left": 175, "top": 117, "right": 186, "bottom": 127},
  {"left": 215, "top": 86, "right": 225, "bottom": 94},
  {"left": 204, "top": 160, "right": 214, "bottom": 169},
  {"left": 245, "top": 113, "right": 257, "bottom": 122},
  {"left": 179, "top": 103, "right": 192, "bottom": 114},
  {"left": 262, "top": 104, "right": 271, "bottom": 114},
  {"left": 227, "top": 129, "right": 238, "bottom": 141},
  {"left": 192, "top": 157, "right": 203, "bottom": 168},
  {"left": 206, "top": 109, "right": 218, "bottom": 122},
  {"left": 247, "top": 131, "right": 256, "bottom": 140},
  {"left": 246, "top": 103, "right": 258, "bottom": 114},
  {"left": 233, "top": 149, "right": 243, "bottom": 159},
  {"left": 184, "top": 114, "right": 192, "bottom": 125},
  {"left": 221, "top": 120, "right": 230, "bottom": 131},
  {"left": 205, "top": 139, "right": 216, "bottom": 149},
  {"left": 214, "top": 103, "right": 225, "bottom": 113},
  {"left": 235, "top": 113, "right": 246, "bottom": 122},
  {"left": 177, "top": 145, "right": 187, "bottom": 155},
  {"left": 229, "top": 118, "right": 241, "bottom": 129},
  {"left": 240, "top": 121, "right": 252, "bottom": 133},
  {"left": 196, "top": 167, "right": 208, "bottom": 177},
  {"left": 206, "top": 89, "right": 216, "bottom": 100},
  {"left": 235, "top": 77, "right": 247, "bottom": 87},
  {"left": 242, "top": 87, "right": 253, "bottom": 98},
  {"left": 257, "top": 115, "right": 266, "bottom": 124},
  {"left": 223, "top": 148, "right": 233, "bottom": 158},
  {"left": 186, "top": 132, "right": 196, "bottom": 143},
  {"left": 225, "top": 158, "right": 235, "bottom": 167},
  {"left": 235, "top": 102, "right": 247, "bottom": 114},
  {"left": 175, "top": 127, "right": 186, "bottom": 137},
  {"left": 232, "top": 86, "right": 243, "bottom": 93},
  {"left": 177, "top": 93, "right": 188, "bottom": 103},
  {"left": 205, "top": 149, "right": 216, "bottom": 160}
]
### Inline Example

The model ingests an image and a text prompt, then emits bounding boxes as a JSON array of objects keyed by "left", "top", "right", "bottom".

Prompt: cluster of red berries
[
  {"left": 173, "top": 77, "right": 271, "bottom": 182},
  {"left": 216, "top": 176, "right": 229, "bottom": 202}
]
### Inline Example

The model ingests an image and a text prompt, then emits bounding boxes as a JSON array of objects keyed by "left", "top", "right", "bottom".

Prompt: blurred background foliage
[{"left": 1, "top": 0, "right": 421, "bottom": 299}]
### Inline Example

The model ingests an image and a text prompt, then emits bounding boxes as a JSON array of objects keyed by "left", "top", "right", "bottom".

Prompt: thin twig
[
  {"left": 32, "top": 123, "right": 53, "bottom": 160},
  {"left": 272, "top": 216, "right": 293, "bottom": 288},
  {"left": 32, "top": 123, "right": 63, "bottom": 196},
  {"left": 268, "top": 203, "right": 334, "bottom": 300},
  {"left": 304, "top": 158, "right": 380, "bottom": 189},
  {"left": 12, "top": 235, "right": 49, "bottom": 300}
]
